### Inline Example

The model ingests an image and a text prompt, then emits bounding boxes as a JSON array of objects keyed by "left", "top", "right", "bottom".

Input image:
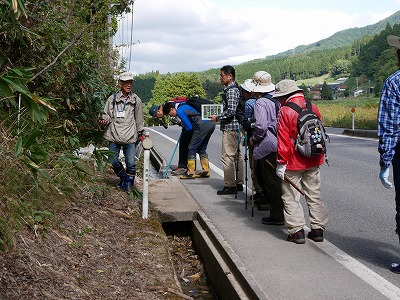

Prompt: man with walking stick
[
  {"left": 149, "top": 101, "right": 193, "bottom": 176},
  {"left": 249, "top": 71, "right": 284, "bottom": 225},
  {"left": 274, "top": 80, "right": 329, "bottom": 244}
]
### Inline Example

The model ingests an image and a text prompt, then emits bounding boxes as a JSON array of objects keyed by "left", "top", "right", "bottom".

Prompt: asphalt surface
[{"left": 147, "top": 125, "right": 400, "bottom": 300}]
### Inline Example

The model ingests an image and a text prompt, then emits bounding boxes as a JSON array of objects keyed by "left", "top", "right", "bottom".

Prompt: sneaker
[
  {"left": 217, "top": 186, "right": 237, "bottom": 195},
  {"left": 287, "top": 229, "right": 305, "bottom": 244},
  {"left": 261, "top": 216, "right": 284, "bottom": 226},
  {"left": 171, "top": 168, "right": 187, "bottom": 176},
  {"left": 390, "top": 263, "right": 400, "bottom": 274},
  {"left": 307, "top": 229, "right": 324, "bottom": 242}
]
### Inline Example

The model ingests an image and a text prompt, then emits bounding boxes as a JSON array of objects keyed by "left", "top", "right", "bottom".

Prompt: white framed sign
[{"left": 201, "top": 104, "right": 223, "bottom": 120}]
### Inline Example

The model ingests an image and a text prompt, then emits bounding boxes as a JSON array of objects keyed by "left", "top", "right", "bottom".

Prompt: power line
[{"left": 128, "top": 1, "right": 135, "bottom": 71}]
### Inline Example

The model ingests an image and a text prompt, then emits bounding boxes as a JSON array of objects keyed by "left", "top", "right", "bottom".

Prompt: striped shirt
[
  {"left": 378, "top": 70, "right": 400, "bottom": 168},
  {"left": 252, "top": 96, "right": 278, "bottom": 160}
]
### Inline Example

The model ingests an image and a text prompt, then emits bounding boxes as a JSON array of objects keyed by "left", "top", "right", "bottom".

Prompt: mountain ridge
[{"left": 267, "top": 10, "right": 400, "bottom": 58}]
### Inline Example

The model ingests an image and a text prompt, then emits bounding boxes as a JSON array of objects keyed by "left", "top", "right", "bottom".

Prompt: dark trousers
[
  {"left": 257, "top": 152, "right": 284, "bottom": 221},
  {"left": 393, "top": 143, "right": 400, "bottom": 227},
  {"left": 188, "top": 122, "right": 216, "bottom": 159},
  {"left": 178, "top": 130, "right": 193, "bottom": 168}
]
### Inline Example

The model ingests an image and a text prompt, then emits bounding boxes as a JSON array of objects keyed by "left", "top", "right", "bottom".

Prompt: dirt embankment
[{"left": 0, "top": 172, "right": 202, "bottom": 300}]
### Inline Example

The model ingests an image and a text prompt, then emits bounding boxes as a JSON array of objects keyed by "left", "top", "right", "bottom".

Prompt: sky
[{"left": 113, "top": 0, "right": 399, "bottom": 75}]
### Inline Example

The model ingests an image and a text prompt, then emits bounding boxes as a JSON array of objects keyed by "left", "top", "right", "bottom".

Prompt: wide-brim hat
[
  {"left": 240, "top": 79, "right": 256, "bottom": 92},
  {"left": 251, "top": 71, "right": 275, "bottom": 93},
  {"left": 273, "top": 79, "right": 303, "bottom": 98},
  {"left": 387, "top": 35, "right": 400, "bottom": 48},
  {"left": 149, "top": 105, "right": 160, "bottom": 117},
  {"left": 119, "top": 71, "right": 134, "bottom": 81}
]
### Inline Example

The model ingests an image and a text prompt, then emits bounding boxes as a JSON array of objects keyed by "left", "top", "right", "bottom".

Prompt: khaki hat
[
  {"left": 273, "top": 79, "right": 303, "bottom": 98},
  {"left": 119, "top": 71, "right": 134, "bottom": 81},
  {"left": 240, "top": 79, "right": 256, "bottom": 92},
  {"left": 251, "top": 71, "right": 275, "bottom": 93},
  {"left": 387, "top": 35, "right": 400, "bottom": 48}
]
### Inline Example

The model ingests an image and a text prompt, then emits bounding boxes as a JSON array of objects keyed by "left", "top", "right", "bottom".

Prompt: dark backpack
[
  {"left": 185, "top": 96, "right": 214, "bottom": 113},
  {"left": 285, "top": 100, "right": 329, "bottom": 160}
]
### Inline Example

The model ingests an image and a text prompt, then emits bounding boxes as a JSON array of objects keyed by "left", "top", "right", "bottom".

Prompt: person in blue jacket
[{"left": 162, "top": 101, "right": 215, "bottom": 179}]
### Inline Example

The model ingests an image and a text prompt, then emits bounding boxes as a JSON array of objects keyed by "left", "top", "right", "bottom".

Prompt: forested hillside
[{"left": 277, "top": 10, "right": 400, "bottom": 56}]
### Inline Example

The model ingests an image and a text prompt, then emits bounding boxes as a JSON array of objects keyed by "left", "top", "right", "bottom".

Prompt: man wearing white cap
[
  {"left": 99, "top": 71, "right": 144, "bottom": 193},
  {"left": 378, "top": 35, "right": 400, "bottom": 273}
]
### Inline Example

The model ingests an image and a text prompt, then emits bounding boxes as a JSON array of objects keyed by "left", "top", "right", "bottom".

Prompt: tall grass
[{"left": 314, "top": 97, "right": 379, "bottom": 130}]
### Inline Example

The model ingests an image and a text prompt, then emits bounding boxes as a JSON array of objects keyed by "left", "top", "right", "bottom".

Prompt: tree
[
  {"left": 148, "top": 73, "right": 206, "bottom": 108},
  {"left": 321, "top": 81, "right": 333, "bottom": 100}
]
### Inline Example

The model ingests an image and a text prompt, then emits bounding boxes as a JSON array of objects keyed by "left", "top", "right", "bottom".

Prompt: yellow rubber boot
[
  {"left": 180, "top": 159, "right": 196, "bottom": 179},
  {"left": 196, "top": 158, "right": 210, "bottom": 178}
]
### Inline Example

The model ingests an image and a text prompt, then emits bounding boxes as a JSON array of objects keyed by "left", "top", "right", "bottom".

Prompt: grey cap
[{"left": 119, "top": 71, "right": 134, "bottom": 81}]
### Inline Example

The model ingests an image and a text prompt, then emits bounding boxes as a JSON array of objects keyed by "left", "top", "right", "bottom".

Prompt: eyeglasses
[{"left": 220, "top": 73, "right": 230, "bottom": 78}]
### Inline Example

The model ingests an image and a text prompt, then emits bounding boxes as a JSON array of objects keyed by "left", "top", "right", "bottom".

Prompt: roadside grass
[{"left": 314, "top": 96, "right": 379, "bottom": 130}]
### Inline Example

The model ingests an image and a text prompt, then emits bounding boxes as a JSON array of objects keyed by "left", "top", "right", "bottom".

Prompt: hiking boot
[
  {"left": 123, "top": 176, "right": 135, "bottom": 193},
  {"left": 171, "top": 168, "right": 187, "bottom": 176},
  {"left": 307, "top": 229, "right": 324, "bottom": 242},
  {"left": 249, "top": 192, "right": 264, "bottom": 202},
  {"left": 236, "top": 184, "right": 243, "bottom": 191},
  {"left": 287, "top": 229, "right": 305, "bottom": 244},
  {"left": 261, "top": 216, "right": 284, "bottom": 226},
  {"left": 390, "top": 263, "right": 400, "bottom": 274},
  {"left": 217, "top": 186, "right": 236, "bottom": 195}
]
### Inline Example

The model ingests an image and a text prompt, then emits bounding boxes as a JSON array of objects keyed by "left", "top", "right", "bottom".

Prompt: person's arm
[
  {"left": 176, "top": 106, "right": 193, "bottom": 131},
  {"left": 218, "top": 87, "right": 240, "bottom": 121},
  {"left": 134, "top": 95, "right": 144, "bottom": 133},
  {"left": 378, "top": 79, "right": 400, "bottom": 169}
]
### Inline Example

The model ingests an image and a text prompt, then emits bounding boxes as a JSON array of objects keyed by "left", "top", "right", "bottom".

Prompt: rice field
[{"left": 313, "top": 97, "right": 379, "bottom": 130}]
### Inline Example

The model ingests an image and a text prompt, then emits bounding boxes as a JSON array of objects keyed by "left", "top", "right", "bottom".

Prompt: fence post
[{"left": 142, "top": 133, "right": 153, "bottom": 219}]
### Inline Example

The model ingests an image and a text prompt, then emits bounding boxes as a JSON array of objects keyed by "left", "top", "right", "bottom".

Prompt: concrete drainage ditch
[{"left": 148, "top": 148, "right": 266, "bottom": 300}]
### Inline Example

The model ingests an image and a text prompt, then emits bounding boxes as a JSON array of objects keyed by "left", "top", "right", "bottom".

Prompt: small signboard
[{"left": 201, "top": 104, "right": 223, "bottom": 120}]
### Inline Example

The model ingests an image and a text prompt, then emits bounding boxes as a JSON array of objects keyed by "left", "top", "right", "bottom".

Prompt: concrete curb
[{"left": 342, "top": 129, "right": 378, "bottom": 139}]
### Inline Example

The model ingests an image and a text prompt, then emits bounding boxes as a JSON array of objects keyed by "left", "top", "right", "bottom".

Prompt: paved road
[{"left": 147, "top": 125, "right": 400, "bottom": 300}]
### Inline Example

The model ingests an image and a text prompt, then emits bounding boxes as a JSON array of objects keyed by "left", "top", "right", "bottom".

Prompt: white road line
[{"left": 149, "top": 127, "right": 400, "bottom": 299}]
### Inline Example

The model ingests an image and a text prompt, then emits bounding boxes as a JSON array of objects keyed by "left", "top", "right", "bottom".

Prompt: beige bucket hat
[
  {"left": 251, "top": 71, "right": 275, "bottom": 93},
  {"left": 273, "top": 79, "right": 303, "bottom": 98}
]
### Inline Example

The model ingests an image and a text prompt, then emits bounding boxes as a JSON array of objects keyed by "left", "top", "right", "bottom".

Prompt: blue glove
[{"left": 379, "top": 166, "right": 394, "bottom": 189}]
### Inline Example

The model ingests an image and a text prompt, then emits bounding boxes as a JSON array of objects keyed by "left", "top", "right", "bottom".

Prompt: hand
[
  {"left": 209, "top": 115, "right": 217, "bottom": 122},
  {"left": 98, "top": 119, "right": 108, "bottom": 126},
  {"left": 242, "top": 119, "right": 252, "bottom": 130},
  {"left": 379, "top": 166, "right": 394, "bottom": 189},
  {"left": 138, "top": 131, "right": 146, "bottom": 142},
  {"left": 276, "top": 164, "right": 287, "bottom": 180}
]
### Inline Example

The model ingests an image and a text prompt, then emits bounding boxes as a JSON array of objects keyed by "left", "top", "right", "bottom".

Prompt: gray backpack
[{"left": 285, "top": 100, "right": 329, "bottom": 162}]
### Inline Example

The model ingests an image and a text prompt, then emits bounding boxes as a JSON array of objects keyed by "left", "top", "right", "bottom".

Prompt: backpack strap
[{"left": 285, "top": 101, "right": 302, "bottom": 114}]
